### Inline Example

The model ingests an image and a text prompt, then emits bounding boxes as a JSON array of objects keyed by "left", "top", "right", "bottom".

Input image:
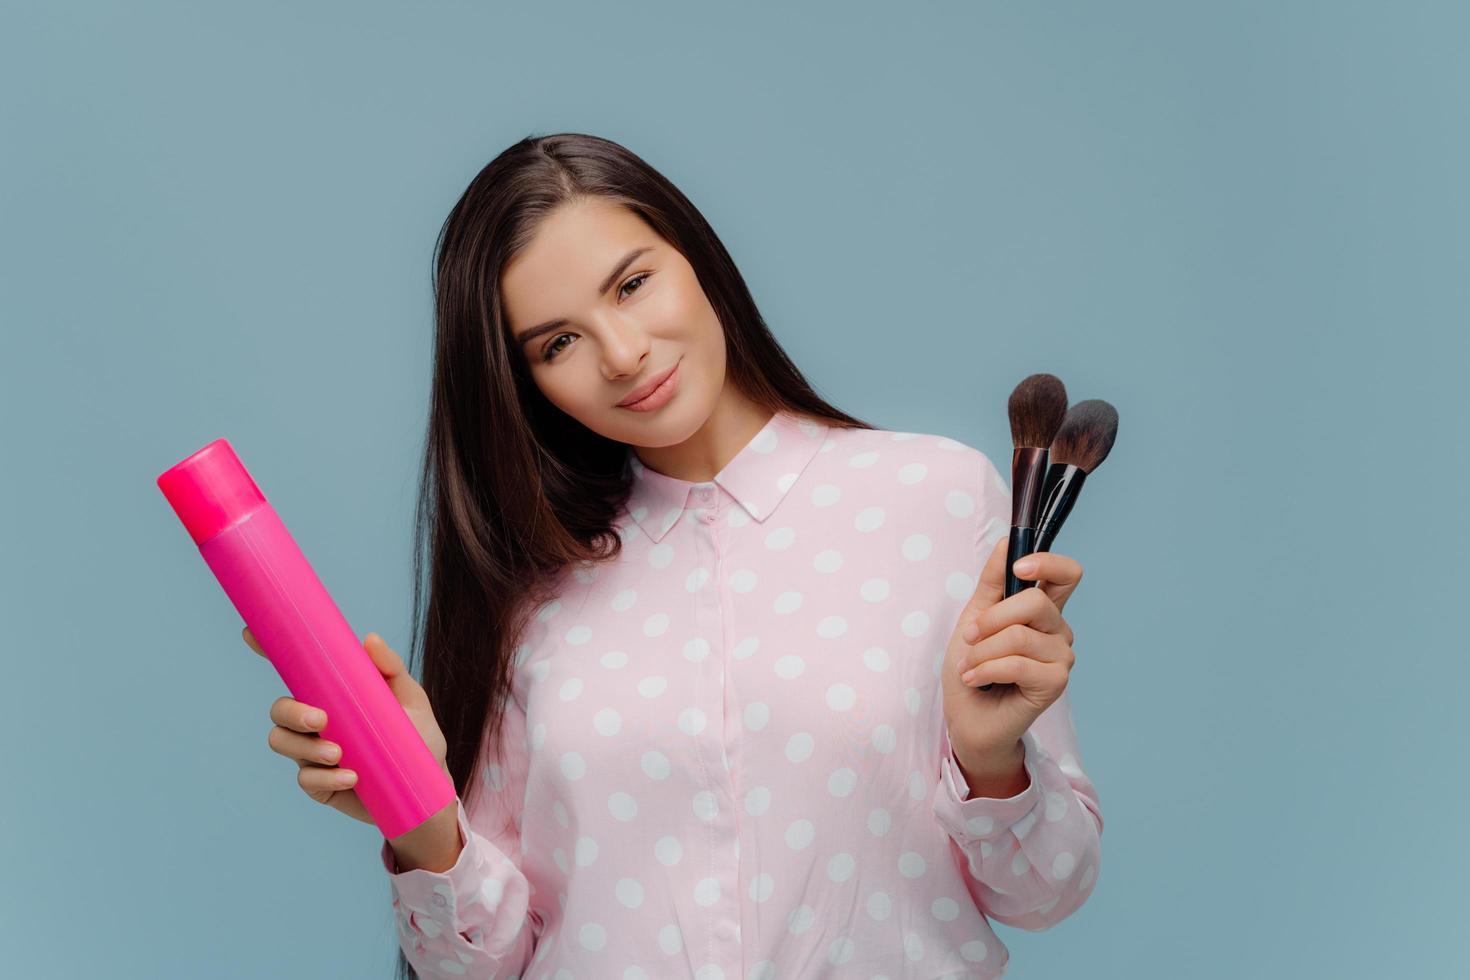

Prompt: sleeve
[
  {"left": 379, "top": 686, "right": 541, "bottom": 978},
  {"left": 930, "top": 448, "right": 1105, "bottom": 932}
]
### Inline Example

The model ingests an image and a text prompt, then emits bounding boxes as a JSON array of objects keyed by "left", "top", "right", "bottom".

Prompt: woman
[{"left": 247, "top": 133, "right": 1102, "bottom": 979}]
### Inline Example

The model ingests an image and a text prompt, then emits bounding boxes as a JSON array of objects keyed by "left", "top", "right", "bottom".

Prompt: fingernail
[
  {"left": 961, "top": 622, "right": 980, "bottom": 643},
  {"left": 307, "top": 710, "right": 326, "bottom": 728},
  {"left": 961, "top": 670, "right": 975, "bottom": 685},
  {"left": 337, "top": 770, "right": 356, "bottom": 786},
  {"left": 1014, "top": 557, "right": 1037, "bottom": 575}
]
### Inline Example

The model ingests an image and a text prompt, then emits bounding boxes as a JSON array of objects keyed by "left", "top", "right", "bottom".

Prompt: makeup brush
[
  {"left": 1034, "top": 399, "right": 1119, "bottom": 554},
  {"left": 979, "top": 372, "right": 1068, "bottom": 692}
]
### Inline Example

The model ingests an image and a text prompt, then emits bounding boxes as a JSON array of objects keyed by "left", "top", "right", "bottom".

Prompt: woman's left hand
[{"left": 939, "top": 536, "right": 1083, "bottom": 766}]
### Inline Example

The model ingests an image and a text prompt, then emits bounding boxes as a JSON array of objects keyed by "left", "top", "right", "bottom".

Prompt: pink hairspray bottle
[{"left": 156, "top": 438, "right": 456, "bottom": 840}]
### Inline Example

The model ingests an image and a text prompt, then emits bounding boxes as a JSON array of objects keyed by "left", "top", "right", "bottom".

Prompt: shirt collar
[{"left": 621, "top": 409, "right": 831, "bottom": 542}]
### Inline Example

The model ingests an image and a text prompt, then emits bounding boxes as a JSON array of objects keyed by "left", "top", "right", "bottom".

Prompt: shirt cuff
[
  {"left": 379, "top": 797, "right": 489, "bottom": 930},
  {"left": 934, "top": 726, "right": 1044, "bottom": 841}
]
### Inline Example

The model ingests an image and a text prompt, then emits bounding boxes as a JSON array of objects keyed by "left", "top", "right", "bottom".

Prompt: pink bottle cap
[{"left": 157, "top": 438, "right": 268, "bottom": 545}]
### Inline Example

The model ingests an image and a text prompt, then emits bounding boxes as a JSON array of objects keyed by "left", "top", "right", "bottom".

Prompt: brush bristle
[
  {"left": 1008, "top": 373, "right": 1069, "bottom": 449},
  {"left": 1050, "top": 399, "right": 1119, "bottom": 472}
]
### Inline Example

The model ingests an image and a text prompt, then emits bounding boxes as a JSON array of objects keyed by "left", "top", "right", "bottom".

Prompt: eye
[
  {"left": 538, "top": 272, "right": 653, "bottom": 363},
  {"left": 618, "top": 272, "right": 650, "bottom": 300}
]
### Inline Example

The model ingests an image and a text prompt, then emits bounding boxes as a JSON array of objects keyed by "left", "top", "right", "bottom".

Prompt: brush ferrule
[
  {"left": 1010, "top": 446, "right": 1049, "bottom": 528},
  {"left": 1035, "top": 465, "right": 1087, "bottom": 554}
]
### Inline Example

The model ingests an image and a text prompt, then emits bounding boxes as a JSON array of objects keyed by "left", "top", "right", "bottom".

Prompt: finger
[
  {"left": 268, "top": 726, "right": 341, "bottom": 766},
  {"left": 363, "top": 632, "right": 406, "bottom": 678},
  {"left": 961, "top": 653, "right": 1059, "bottom": 689},
  {"left": 364, "top": 633, "right": 428, "bottom": 710},
  {"left": 298, "top": 764, "right": 358, "bottom": 798},
  {"left": 958, "top": 622, "right": 1069, "bottom": 677},
  {"left": 242, "top": 627, "right": 267, "bottom": 658},
  {"left": 1012, "top": 551, "right": 1083, "bottom": 588},
  {"left": 970, "top": 586, "right": 1065, "bottom": 643},
  {"left": 270, "top": 696, "right": 326, "bottom": 734},
  {"left": 963, "top": 534, "right": 1010, "bottom": 619}
]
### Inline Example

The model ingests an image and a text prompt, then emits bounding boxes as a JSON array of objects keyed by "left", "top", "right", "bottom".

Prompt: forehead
[{"left": 500, "top": 200, "right": 654, "bottom": 327}]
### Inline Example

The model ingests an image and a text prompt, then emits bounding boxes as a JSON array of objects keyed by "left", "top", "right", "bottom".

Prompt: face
[{"left": 501, "top": 198, "right": 729, "bottom": 449}]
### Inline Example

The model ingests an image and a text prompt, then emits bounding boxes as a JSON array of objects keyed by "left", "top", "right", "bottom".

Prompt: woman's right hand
[{"left": 243, "top": 627, "right": 450, "bottom": 826}]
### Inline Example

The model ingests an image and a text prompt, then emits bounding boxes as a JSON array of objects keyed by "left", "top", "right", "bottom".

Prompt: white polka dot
[
  {"left": 558, "top": 677, "right": 584, "bottom": 701},
  {"left": 655, "top": 836, "right": 683, "bottom": 866},
  {"left": 898, "top": 462, "right": 928, "bottom": 485},
  {"left": 826, "top": 852, "right": 856, "bottom": 882},
  {"left": 810, "top": 484, "right": 841, "bottom": 507},
  {"left": 658, "top": 923, "right": 683, "bottom": 954},
  {"left": 649, "top": 541, "right": 674, "bottom": 568},
  {"left": 898, "top": 851, "right": 927, "bottom": 877},
  {"left": 787, "top": 904, "right": 817, "bottom": 933},
  {"left": 816, "top": 615, "right": 847, "bottom": 638},
  {"left": 600, "top": 649, "right": 629, "bottom": 668},
  {"left": 765, "top": 527, "right": 796, "bottom": 550},
  {"left": 643, "top": 612, "right": 670, "bottom": 636},
  {"left": 744, "top": 701, "right": 771, "bottom": 730},
  {"left": 785, "top": 819, "right": 815, "bottom": 850},
  {"left": 827, "top": 767, "right": 858, "bottom": 797},
  {"left": 946, "top": 486, "right": 977, "bottom": 518},
  {"left": 900, "top": 610, "right": 931, "bottom": 638},
  {"left": 616, "top": 878, "right": 645, "bottom": 908},
  {"left": 642, "top": 751, "right": 671, "bottom": 780},
  {"left": 743, "top": 785, "right": 772, "bottom": 815},
  {"left": 867, "top": 890, "right": 893, "bottom": 919},
  {"left": 871, "top": 724, "right": 897, "bottom": 753},
  {"left": 860, "top": 577, "right": 891, "bottom": 601},
  {"left": 946, "top": 569, "right": 978, "bottom": 600},
  {"left": 931, "top": 896, "right": 960, "bottom": 921},
  {"left": 901, "top": 533, "right": 933, "bottom": 560},
  {"left": 773, "top": 591, "right": 803, "bottom": 613},
  {"left": 611, "top": 589, "right": 637, "bottom": 611},
  {"left": 685, "top": 567, "right": 710, "bottom": 592},
  {"left": 749, "top": 873, "right": 775, "bottom": 902},
  {"left": 565, "top": 624, "right": 592, "bottom": 645},
  {"left": 812, "top": 549, "right": 843, "bottom": 572},
  {"left": 693, "top": 876, "right": 721, "bottom": 907},
  {"left": 678, "top": 707, "right": 707, "bottom": 735},
  {"left": 774, "top": 655, "right": 806, "bottom": 679},
  {"left": 959, "top": 939, "right": 990, "bottom": 962},
  {"left": 637, "top": 675, "right": 668, "bottom": 697},
  {"left": 729, "top": 568, "right": 758, "bottom": 592},
  {"left": 682, "top": 636, "right": 711, "bottom": 662},
  {"left": 560, "top": 752, "right": 586, "bottom": 781},
  {"left": 785, "top": 732, "right": 814, "bottom": 762},
  {"left": 593, "top": 708, "right": 621, "bottom": 735},
  {"left": 825, "top": 683, "right": 856, "bottom": 710},
  {"left": 855, "top": 506, "right": 885, "bottom": 532},
  {"left": 609, "top": 792, "right": 637, "bottom": 821},
  {"left": 863, "top": 646, "right": 891, "bottom": 671},
  {"left": 733, "top": 635, "right": 760, "bottom": 660},
  {"left": 1053, "top": 850, "right": 1077, "bottom": 879},
  {"left": 575, "top": 836, "right": 599, "bottom": 866},
  {"left": 826, "top": 936, "right": 856, "bottom": 965},
  {"left": 692, "top": 790, "right": 719, "bottom": 822}
]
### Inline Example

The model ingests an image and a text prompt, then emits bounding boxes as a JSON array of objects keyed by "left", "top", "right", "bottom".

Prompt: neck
[{"left": 634, "top": 393, "right": 776, "bottom": 484}]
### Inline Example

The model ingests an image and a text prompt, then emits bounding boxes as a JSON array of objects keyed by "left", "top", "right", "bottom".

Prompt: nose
[{"left": 598, "top": 315, "right": 652, "bottom": 379}]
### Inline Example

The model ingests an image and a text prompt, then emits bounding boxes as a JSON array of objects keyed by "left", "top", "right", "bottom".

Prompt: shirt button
[
  {"left": 431, "top": 893, "right": 447, "bottom": 909},
  {"left": 702, "top": 513, "right": 715, "bottom": 524}
]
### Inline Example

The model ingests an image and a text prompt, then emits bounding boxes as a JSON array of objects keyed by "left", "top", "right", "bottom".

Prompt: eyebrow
[{"left": 513, "top": 246, "right": 653, "bottom": 347}]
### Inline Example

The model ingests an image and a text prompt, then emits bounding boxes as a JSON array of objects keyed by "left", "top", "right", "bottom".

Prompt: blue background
[{"left": 3, "top": 1, "right": 1465, "bottom": 976}]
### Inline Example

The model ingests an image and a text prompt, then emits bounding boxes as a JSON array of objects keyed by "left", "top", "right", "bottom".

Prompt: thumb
[
  {"left": 363, "top": 633, "right": 427, "bottom": 708},
  {"left": 962, "top": 533, "right": 1010, "bottom": 621}
]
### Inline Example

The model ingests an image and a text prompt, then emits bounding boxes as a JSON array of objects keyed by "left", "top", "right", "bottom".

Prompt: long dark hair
[{"left": 394, "top": 132, "right": 873, "bottom": 978}]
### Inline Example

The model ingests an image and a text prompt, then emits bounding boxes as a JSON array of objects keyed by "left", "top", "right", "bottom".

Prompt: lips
[{"left": 617, "top": 361, "right": 679, "bottom": 407}]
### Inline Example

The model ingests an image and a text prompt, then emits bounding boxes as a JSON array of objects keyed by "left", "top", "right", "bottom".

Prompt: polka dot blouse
[{"left": 380, "top": 408, "right": 1103, "bottom": 979}]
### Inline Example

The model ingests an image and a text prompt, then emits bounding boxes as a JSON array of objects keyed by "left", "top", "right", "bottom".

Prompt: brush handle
[
  {"left": 157, "top": 438, "right": 457, "bottom": 839},
  {"left": 979, "top": 524, "right": 1041, "bottom": 691}
]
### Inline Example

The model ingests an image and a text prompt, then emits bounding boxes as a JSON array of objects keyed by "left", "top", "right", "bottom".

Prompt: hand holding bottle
[{"left": 245, "top": 628, "right": 453, "bottom": 836}]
